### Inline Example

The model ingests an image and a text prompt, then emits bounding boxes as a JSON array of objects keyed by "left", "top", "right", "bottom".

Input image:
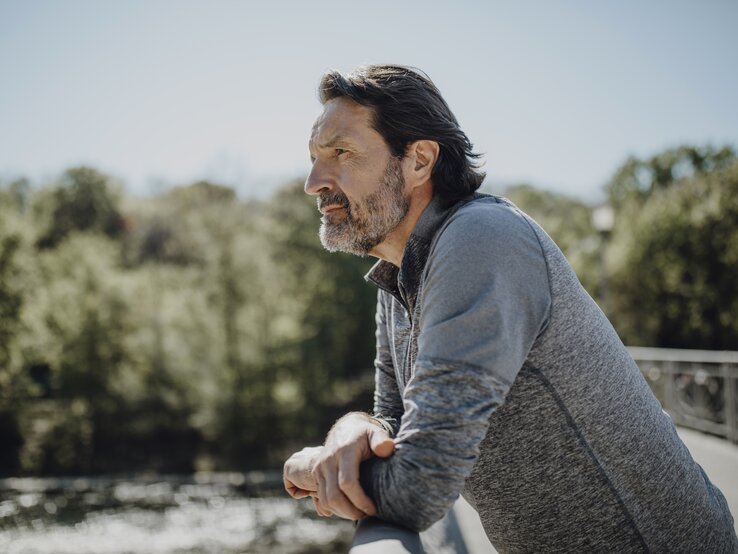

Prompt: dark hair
[{"left": 318, "top": 65, "right": 485, "bottom": 205}]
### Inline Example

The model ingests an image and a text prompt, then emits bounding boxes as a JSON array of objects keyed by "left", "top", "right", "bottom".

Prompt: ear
[{"left": 404, "top": 140, "right": 439, "bottom": 189}]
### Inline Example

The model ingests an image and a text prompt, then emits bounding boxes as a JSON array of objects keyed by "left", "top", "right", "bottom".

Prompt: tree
[
  {"left": 605, "top": 145, "right": 736, "bottom": 212},
  {"left": 0, "top": 219, "right": 24, "bottom": 371},
  {"left": 607, "top": 157, "right": 738, "bottom": 349},
  {"left": 0, "top": 194, "right": 32, "bottom": 474},
  {"left": 35, "top": 167, "right": 124, "bottom": 249}
]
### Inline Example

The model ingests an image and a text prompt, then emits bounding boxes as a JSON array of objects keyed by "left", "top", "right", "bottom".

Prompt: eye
[{"left": 335, "top": 148, "right": 348, "bottom": 157}]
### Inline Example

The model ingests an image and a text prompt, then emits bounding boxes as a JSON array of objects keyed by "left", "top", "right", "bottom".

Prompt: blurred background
[{"left": 1, "top": 1, "right": 737, "bottom": 552}]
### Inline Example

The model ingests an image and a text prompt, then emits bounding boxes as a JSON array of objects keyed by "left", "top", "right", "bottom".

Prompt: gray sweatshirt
[{"left": 359, "top": 194, "right": 738, "bottom": 553}]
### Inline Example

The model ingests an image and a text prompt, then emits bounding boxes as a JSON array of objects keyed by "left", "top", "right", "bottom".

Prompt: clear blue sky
[{"left": 1, "top": 0, "right": 736, "bottom": 201}]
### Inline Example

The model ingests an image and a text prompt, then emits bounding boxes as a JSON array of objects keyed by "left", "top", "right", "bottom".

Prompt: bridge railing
[
  {"left": 629, "top": 346, "right": 738, "bottom": 444},
  {"left": 350, "top": 502, "right": 472, "bottom": 554}
]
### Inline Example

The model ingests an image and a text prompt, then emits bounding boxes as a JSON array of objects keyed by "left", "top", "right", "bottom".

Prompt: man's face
[{"left": 305, "top": 97, "right": 409, "bottom": 256}]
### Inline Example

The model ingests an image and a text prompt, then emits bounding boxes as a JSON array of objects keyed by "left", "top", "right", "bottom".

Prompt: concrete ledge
[
  {"left": 349, "top": 518, "right": 425, "bottom": 554},
  {"left": 350, "top": 500, "right": 475, "bottom": 554}
]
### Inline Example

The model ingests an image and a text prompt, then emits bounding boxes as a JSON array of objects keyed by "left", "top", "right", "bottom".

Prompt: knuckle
[
  {"left": 331, "top": 445, "right": 348, "bottom": 458},
  {"left": 335, "top": 447, "right": 356, "bottom": 462},
  {"left": 337, "top": 477, "right": 355, "bottom": 490}
]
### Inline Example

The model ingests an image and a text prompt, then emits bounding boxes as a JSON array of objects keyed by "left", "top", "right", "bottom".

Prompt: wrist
[
  {"left": 340, "top": 411, "right": 375, "bottom": 423},
  {"left": 325, "top": 413, "right": 377, "bottom": 447},
  {"left": 340, "top": 411, "right": 390, "bottom": 432}
]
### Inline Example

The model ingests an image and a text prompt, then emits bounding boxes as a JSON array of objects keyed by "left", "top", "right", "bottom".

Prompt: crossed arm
[{"left": 282, "top": 412, "right": 396, "bottom": 520}]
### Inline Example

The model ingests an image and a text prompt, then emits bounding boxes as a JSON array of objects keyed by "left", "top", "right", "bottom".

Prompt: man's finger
[
  {"left": 285, "top": 483, "right": 312, "bottom": 499},
  {"left": 317, "top": 457, "right": 366, "bottom": 521},
  {"left": 324, "top": 477, "right": 368, "bottom": 521},
  {"left": 369, "top": 427, "right": 395, "bottom": 458},
  {"left": 312, "top": 495, "right": 333, "bottom": 517},
  {"left": 283, "top": 475, "right": 302, "bottom": 498},
  {"left": 283, "top": 447, "right": 321, "bottom": 495},
  {"left": 338, "top": 453, "right": 376, "bottom": 516},
  {"left": 316, "top": 465, "right": 332, "bottom": 517}
]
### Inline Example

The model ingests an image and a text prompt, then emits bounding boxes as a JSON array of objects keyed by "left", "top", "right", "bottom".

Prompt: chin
[{"left": 319, "top": 223, "right": 375, "bottom": 257}]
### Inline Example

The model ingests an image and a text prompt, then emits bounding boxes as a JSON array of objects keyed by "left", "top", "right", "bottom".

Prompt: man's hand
[
  {"left": 283, "top": 446, "right": 322, "bottom": 499},
  {"left": 312, "top": 413, "right": 395, "bottom": 521}
]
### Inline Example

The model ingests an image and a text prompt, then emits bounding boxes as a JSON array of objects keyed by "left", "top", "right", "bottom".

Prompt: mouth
[{"left": 319, "top": 204, "right": 347, "bottom": 215}]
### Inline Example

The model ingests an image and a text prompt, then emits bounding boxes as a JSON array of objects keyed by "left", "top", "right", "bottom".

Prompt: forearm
[{"left": 360, "top": 358, "right": 511, "bottom": 532}]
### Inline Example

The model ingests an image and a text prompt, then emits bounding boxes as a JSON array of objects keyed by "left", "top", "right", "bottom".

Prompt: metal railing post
[
  {"left": 664, "top": 360, "right": 676, "bottom": 423},
  {"left": 723, "top": 363, "right": 737, "bottom": 444}
]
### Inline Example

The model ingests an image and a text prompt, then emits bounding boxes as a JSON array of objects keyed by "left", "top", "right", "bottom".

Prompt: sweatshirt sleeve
[
  {"left": 360, "top": 204, "right": 552, "bottom": 532},
  {"left": 372, "top": 289, "right": 403, "bottom": 436}
]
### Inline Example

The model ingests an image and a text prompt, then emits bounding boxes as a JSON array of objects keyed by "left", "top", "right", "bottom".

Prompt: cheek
[
  {"left": 339, "top": 166, "right": 384, "bottom": 203},
  {"left": 335, "top": 177, "right": 363, "bottom": 206}
]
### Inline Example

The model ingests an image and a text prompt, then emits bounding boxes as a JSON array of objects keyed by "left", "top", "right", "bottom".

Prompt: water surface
[{"left": 0, "top": 474, "right": 352, "bottom": 554}]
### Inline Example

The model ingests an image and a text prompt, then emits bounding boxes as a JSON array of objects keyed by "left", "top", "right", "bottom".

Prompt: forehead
[{"left": 310, "top": 97, "right": 381, "bottom": 147}]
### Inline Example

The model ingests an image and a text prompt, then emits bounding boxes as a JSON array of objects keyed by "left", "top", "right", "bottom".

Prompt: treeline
[
  {"left": 0, "top": 172, "right": 377, "bottom": 475},
  {"left": 0, "top": 144, "right": 736, "bottom": 476}
]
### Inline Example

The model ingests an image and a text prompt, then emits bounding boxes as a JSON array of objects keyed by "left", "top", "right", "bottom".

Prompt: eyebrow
[
  {"left": 323, "top": 135, "right": 351, "bottom": 148},
  {"left": 311, "top": 134, "right": 354, "bottom": 150}
]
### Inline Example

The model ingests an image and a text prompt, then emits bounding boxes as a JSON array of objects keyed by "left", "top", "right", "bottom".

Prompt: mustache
[{"left": 318, "top": 192, "right": 350, "bottom": 211}]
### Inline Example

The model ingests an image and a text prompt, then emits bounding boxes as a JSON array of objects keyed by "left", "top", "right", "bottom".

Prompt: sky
[{"left": 1, "top": 0, "right": 736, "bottom": 202}]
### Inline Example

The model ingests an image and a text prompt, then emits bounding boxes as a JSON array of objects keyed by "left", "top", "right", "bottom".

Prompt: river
[{"left": 0, "top": 473, "right": 353, "bottom": 554}]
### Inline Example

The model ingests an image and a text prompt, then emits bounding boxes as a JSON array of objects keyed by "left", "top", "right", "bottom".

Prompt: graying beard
[{"left": 319, "top": 159, "right": 408, "bottom": 256}]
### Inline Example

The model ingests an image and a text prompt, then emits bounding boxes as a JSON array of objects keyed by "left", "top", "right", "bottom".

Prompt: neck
[{"left": 370, "top": 184, "right": 433, "bottom": 267}]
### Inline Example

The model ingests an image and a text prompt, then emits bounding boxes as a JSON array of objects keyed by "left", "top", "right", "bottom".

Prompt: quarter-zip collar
[{"left": 365, "top": 193, "right": 483, "bottom": 315}]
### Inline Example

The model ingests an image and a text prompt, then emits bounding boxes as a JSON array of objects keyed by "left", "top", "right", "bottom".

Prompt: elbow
[
  {"left": 394, "top": 505, "right": 448, "bottom": 533},
  {"left": 375, "top": 486, "right": 455, "bottom": 533},
  {"left": 360, "top": 455, "right": 462, "bottom": 533}
]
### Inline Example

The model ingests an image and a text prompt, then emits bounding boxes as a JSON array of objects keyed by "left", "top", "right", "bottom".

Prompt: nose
[{"left": 304, "top": 160, "right": 335, "bottom": 196}]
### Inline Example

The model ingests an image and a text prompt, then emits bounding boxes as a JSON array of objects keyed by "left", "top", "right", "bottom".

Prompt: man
[{"left": 283, "top": 65, "right": 738, "bottom": 552}]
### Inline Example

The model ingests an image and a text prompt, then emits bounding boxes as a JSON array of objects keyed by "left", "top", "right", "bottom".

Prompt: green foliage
[
  {"left": 168, "top": 180, "right": 237, "bottom": 207},
  {"left": 0, "top": 188, "right": 40, "bottom": 473},
  {"left": 0, "top": 218, "right": 24, "bottom": 370},
  {"left": 37, "top": 234, "right": 129, "bottom": 401},
  {"left": 605, "top": 145, "right": 736, "bottom": 211},
  {"left": 1, "top": 178, "right": 31, "bottom": 213},
  {"left": 35, "top": 167, "right": 124, "bottom": 249},
  {"left": 18, "top": 400, "right": 93, "bottom": 474},
  {"left": 608, "top": 159, "right": 738, "bottom": 348},
  {"left": 122, "top": 181, "right": 238, "bottom": 267}
]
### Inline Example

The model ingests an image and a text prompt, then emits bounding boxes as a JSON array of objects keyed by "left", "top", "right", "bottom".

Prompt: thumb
[{"left": 369, "top": 427, "right": 395, "bottom": 458}]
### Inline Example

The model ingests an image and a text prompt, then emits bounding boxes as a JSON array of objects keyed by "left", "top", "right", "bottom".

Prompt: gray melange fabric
[{"left": 359, "top": 193, "right": 738, "bottom": 553}]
